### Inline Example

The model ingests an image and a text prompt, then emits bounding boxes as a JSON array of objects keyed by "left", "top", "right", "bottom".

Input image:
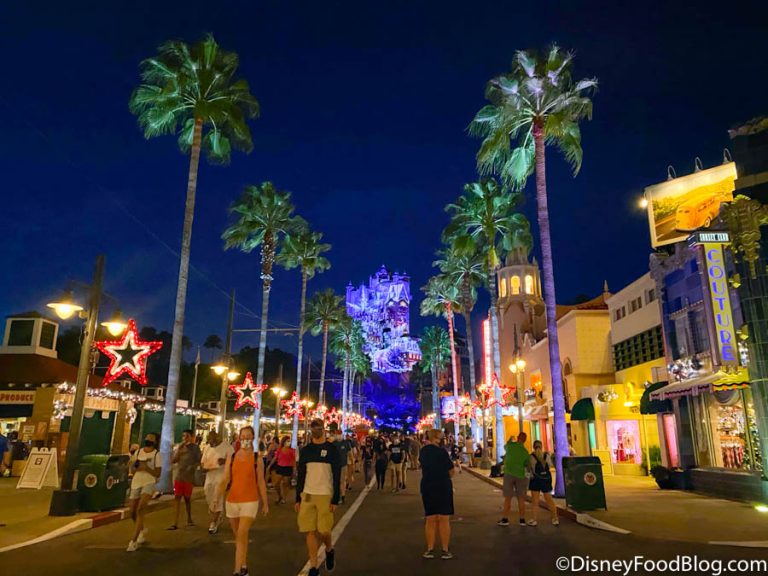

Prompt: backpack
[{"left": 532, "top": 453, "right": 551, "bottom": 480}]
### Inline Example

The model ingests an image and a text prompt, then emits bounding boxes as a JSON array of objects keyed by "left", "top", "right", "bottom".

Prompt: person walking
[
  {"left": 220, "top": 426, "right": 269, "bottom": 576},
  {"left": 498, "top": 432, "right": 531, "bottom": 527},
  {"left": 296, "top": 419, "right": 341, "bottom": 576},
  {"left": 332, "top": 430, "right": 350, "bottom": 504},
  {"left": 169, "top": 429, "right": 202, "bottom": 530},
  {"left": 201, "top": 430, "right": 234, "bottom": 534},
  {"left": 374, "top": 444, "right": 388, "bottom": 490},
  {"left": 361, "top": 438, "right": 374, "bottom": 486},
  {"left": 388, "top": 436, "right": 406, "bottom": 492},
  {"left": 126, "top": 432, "right": 161, "bottom": 552},
  {"left": 270, "top": 435, "right": 296, "bottom": 504},
  {"left": 409, "top": 435, "right": 420, "bottom": 470},
  {"left": 420, "top": 429, "right": 454, "bottom": 560},
  {"left": 528, "top": 440, "right": 559, "bottom": 526}
]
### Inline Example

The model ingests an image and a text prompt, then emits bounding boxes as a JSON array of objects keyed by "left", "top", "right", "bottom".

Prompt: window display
[{"left": 606, "top": 419, "right": 641, "bottom": 464}]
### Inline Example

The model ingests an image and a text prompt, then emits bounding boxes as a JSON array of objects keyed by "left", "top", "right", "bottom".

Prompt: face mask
[
  {"left": 241, "top": 439, "right": 253, "bottom": 449},
  {"left": 144, "top": 440, "right": 155, "bottom": 448}
]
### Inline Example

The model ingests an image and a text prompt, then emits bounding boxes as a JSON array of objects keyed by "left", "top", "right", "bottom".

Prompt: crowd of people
[{"left": 123, "top": 423, "right": 558, "bottom": 575}]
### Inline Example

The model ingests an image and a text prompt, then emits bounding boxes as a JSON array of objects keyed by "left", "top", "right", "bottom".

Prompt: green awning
[
  {"left": 570, "top": 398, "right": 595, "bottom": 421},
  {"left": 640, "top": 381, "right": 672, "bottom": 415}
]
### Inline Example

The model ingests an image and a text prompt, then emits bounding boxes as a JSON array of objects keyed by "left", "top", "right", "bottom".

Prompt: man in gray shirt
[{"left": 169, "top": 429, "right": 201, "bottom": 530}]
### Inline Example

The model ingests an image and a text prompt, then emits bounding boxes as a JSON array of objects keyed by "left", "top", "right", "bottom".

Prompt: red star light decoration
[
  {"left": 94, "top": 319, "right": 163, "bottom": 387},
  {"left": 229, "top": 372, "right": 268, "bottom": 411},
  {"left": 324, "top": 407, "right": 342, "bottom": 425},
  {"left": 282, "top": 391, "right": 303, "bottom": 419}
]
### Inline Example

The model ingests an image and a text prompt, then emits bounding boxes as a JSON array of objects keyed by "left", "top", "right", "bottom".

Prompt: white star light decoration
[
  {"left": 94, "top": 319, "right": 163, "bottom": 387},
  {"left": 229, "top": 372, "right": 268, "bottom": 411}
]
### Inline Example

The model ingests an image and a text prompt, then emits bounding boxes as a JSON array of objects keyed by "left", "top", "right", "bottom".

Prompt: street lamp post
[
  {"left": 272, "top": 386, "right": 287, "bottom": 438},
  {"left": 213, "top": 290, "right": 236, "bottom": 438},
  {"left": 509, "top": 358, "right": 527, "bottom": 436},
  {"left": 48, "top": 255, "right": 126, "bottom": 516}
]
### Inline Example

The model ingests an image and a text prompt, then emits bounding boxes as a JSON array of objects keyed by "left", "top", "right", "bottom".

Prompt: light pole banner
[{"left": 702, "top": 241, "right": 739, "bottom": 369}]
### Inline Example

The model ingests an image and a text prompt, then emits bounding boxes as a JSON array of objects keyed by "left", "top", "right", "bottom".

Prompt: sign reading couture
[{"left": 702, "top": 241, "right": 739, "bottom": 368}]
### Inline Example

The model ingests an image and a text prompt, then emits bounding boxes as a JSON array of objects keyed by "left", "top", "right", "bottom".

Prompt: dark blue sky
[{"left": 1, "top": 0, "right": 765, "bottom": 358}]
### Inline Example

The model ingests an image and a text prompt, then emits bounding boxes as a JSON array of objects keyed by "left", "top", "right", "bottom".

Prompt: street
[{"left": 3, "top": 470, "right": 766, "bottom": 576}]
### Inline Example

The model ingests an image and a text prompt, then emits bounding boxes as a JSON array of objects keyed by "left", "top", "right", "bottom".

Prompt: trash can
[
  {"left": 563, "top": 456, "right": 607, "bottom": 512},
  {"left": 77, "top": 454, "right": 131, "bottom": 512}
]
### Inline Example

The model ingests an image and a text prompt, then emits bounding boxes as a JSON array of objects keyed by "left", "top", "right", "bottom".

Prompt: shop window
[
  {"left": 524, "top": 275, "right": 534, "bottom": 295},
  {"left": 510, "top": 276, "right": 521, "bottom": 295},
  {"left": 663, "top": 414, "right": 680, "bottom": 468},
  {"left": 606, "top": 420, "right": 641, "bottom": 464},
  {"left": 499, "top": 276, "right": 507, "bottom": 297},
  {"left": 711, "top": 389, "right": 762, "bottom": 471},
  {"left": 588, "top": 421, "right": 597, "bottom": 452}
]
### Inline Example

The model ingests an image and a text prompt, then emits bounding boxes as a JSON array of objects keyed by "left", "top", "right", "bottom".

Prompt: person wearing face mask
[
  {"left": 201, "top": 430, "right": 234, "bottom": 534},
  {"left": 332, "top": 430, "right": 350, "bottom": 504},
  {"left": 296, "top": 419, "right": 341, "bottom": 576},
  {"left": 126, "top": 432, "right": 161, "bottom": 552},
  {"left": 387, "top": 436, "right": 407, "bottom": 492},
  {"left": 220, "top": 426, "right": 269, "bottom": 576}
]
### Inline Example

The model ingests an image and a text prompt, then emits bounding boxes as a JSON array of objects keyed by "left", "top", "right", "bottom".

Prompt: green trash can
[
  {"left": 77, "top": 454, "right": 131, "bottom": 512},
  {"left": 563, "top": 456, "right": 607, "bottom": 512}
]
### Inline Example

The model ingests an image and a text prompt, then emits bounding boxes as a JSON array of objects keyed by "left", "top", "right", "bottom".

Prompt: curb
[{"left": 0, "top": 491, "right": 202, "bottom": 554}]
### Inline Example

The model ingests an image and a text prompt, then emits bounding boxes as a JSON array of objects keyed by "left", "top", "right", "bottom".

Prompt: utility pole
[{"left": 217, "top": 290, "right": 236, "bottom": 437}]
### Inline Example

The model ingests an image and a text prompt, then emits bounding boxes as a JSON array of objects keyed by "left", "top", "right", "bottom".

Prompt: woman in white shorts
[
  {"left": 126, "top": 432, "right": 161, "bottom": 552},
  {"left": 219, "top": 426, "right": 269, "bottom": 576}
]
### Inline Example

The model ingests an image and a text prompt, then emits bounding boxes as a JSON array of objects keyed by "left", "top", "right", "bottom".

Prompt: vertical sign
[
  {"left": 482, "top": 319, "right": 492, "bottom": 388},
  {"left": 701, "top": 240, "right": 739, "bottom": 368}
]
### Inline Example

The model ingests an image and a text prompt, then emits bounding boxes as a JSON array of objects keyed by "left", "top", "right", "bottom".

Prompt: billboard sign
[{"left": 645, "top": 162, "right": 736, "bottom": 248}]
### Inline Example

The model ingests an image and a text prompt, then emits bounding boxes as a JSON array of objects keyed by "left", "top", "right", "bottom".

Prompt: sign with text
[
  {"left": 16, "top": 448, "right": 59, "bottom": 489},
  {"left": 0, "top": 391, "right": 36, "bottom": 405},
  {"left": 701, "top": 242, "right": 739, "bottom": 369}
]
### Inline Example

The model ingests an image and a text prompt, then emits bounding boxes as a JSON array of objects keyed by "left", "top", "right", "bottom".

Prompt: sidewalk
[
  {"left": 0, "top": 477, "right": 200, "bottom": 552},
  {"left": 464, "top": 466, "right": 768, "bottom": 546}
]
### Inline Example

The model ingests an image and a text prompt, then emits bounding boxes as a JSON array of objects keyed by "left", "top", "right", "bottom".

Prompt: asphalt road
[{"left": 3, "top": 468, "right": 767, "bottom": 576}]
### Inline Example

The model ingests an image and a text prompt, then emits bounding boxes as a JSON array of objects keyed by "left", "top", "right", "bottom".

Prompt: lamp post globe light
[
  {"left": 47, "top": 255, "right": 127, "bottom": 516},
  {"left": 211, "top": 357, "right": 240, "bottom": 437}
]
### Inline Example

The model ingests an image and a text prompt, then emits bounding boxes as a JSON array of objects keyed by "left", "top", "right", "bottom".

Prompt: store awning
[
  {"left": 640, "top": 382, "right": 672, "bottom": 414},
  {"left": 712, "top": 368, "right": 751, "bottom": 392},
  {"left": 649, "top": 374, "right": 719, "bottom": 401},
  {"left": 570, "top": 398, "right": 595, "bottom": 421},
  {"left": 526, "top": 404, "right": 550, "bottom": 420}
]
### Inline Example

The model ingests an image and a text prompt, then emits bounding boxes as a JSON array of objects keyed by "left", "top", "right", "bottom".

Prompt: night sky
[{"left": 2, "top": 1, "right": 766, "bottom": 359}]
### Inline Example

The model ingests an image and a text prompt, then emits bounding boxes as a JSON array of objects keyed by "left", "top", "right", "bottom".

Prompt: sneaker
[
  {"left": 441, "top": 551, "right": 454, "bottom": 560},
  {"left": 325, "top": 548, "right": 336, "bottom": 572},
  {"left": 208, "top": 522, "right": 217, "bottom": 535},
  {"left": 552, "top": 518, "right": 560, "bottom": 526},
  {"left": 526, "top": 520, "right": 538, "bottom": 527},
  {"left": 422, "top": 550, "right": 435, "bottom": 559},
  {"left": 497, "top": 518, "right": 510, "bottom": 527},
  {"left": 136, "top": 529, "right": 147, "bottom": 544},
  {"left": 126, "top": 540, "right": 138, "bottom": 552},
  {"left": 308, "top": 568, "right": 320, "bottom": 576},
  {"left": 239, "top": 567, "right": 249, "bottom": 576},
  {"left": 519, "top": 518, "right": 527, "bottom": 526}
]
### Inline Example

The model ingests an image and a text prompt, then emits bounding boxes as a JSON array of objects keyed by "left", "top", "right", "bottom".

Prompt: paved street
[{"left": 3, "top": 470, "right": 767, "bottom": 576}]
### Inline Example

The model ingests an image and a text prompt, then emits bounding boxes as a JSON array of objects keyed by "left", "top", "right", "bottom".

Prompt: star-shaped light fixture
[
  {"left": 229, "top": 372, "right": 268, "bottom": 411},
  {"left": 94, "top": 319, "right": 163, "bottom": 387},
  {"left": 282, "top": 391, "right": 303, "bottom": 419}
]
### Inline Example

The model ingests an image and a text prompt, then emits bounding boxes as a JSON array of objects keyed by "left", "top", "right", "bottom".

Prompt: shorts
[
  {"left": 275, "top": 465, "right": 293, "bottom": 477},
  {"left": 297, "top": 493, "right": 334, "bottom": 534},
  {"left": 174, "top": 480, "right": 194, "bottom": 498},
  {"left": 503, "top": 475, "right": 529, "bottom": 498},
  {"left": 204, "top": 476, "right": 224, "bottom": 512},
  {"left": 226, "top": 500, "right": 260, "bottom": 519},
  {"left": 128, "top": 483, "right": 155, "bottom": 500}
]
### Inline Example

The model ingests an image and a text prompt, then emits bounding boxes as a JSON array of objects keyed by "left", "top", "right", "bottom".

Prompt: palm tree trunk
[
  {"left": 318, "top": 323, "right": 329, "bottom": 406},
  {"left": 445, "top": 304, "right": 460, "bottom": 431},
  {"left": 462, "top": 305, "right": 479, "bottom": 442},
  {"left": 342, "top": 357, "right": 350, "bottom": 431},
  {"left": 488, "top": 271, "right": 505, "bottom": 463},
  {"left": 252, "top": 241, "right": 274, "bottom": 441},
  {"left": 158, "top": 117, "right": 202, "bottom": 492},
  {"left": 534, "top": 123, "right": 568, "bottom": 497},
  {"left": 431, "top": 364, "right": 441, "bottom": 429},
  {"left": 291, "top": 270, "right": 308, "bottom": 448}
]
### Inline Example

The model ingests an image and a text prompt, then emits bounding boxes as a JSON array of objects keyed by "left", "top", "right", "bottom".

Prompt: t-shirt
[
  {"left": 202, "top": 442, "right": 234, "bottom": 478},
  {"left": 276, "top": 447, "right": 296, "bottom": 467},
  {"left": 419, "top": 444, "right": 453, "bottom": 487},
  {"left": 227, "top": 449, "right": 260, "bottom": 503},
  {"left": 334, "top": 439, "right": 350, "bottom": 468},
  {"left": 297, "top": 441, "right": 341, "bottom": 504},
  {"left": 503, "top": 441, "right": 530, "bottom": 478},
  {"left": 389, "top": 444, "right": 405, "bottom": 464},
  {"left": 130, "top": 448, "right": 159, "bottom": 489},
  {"left": 175, "top": 442, "right": 202, "bottom": 484}
]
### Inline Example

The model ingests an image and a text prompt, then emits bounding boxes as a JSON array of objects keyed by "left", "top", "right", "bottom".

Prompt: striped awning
[{"left": 649, "top": 374, "right": 719, "bottom": 401}]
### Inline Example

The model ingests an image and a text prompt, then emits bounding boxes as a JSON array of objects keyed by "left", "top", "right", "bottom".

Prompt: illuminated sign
[
  {"left": 482, "top": 319, "right": 492, "bottom": 388},
  {"left": 702, "top": 243, "right": 739, "bottom": 368},
  {"left": 645, "top": 162, "right": 736, "bottom": 248}
]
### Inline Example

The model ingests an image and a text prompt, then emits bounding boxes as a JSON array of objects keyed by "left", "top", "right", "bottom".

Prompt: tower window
[
  {"left": 525, "top": 275, "right": 534, "bottom": 295},
  {"left": 511, "top": 276, "right": 521, "bottom": 295},
  {"left": 499, "top": 276, "right": 507, "bottom": 297}
]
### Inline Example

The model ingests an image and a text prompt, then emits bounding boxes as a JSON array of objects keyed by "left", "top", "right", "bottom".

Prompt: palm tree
[
  {"left": 276, "top": 220, "right": 331, "bottom": 447},
  {"left": 420, "top": 275, "right": 461, "bottom": 427},
  {"left": 469, "top": 46, "right": 596, "bottom": 495},
  {"left": 203, "top": 334, "right": 223, "bottom": 362},
  {"left": 130, "top": 35, "right": 259, "bottom": 489},
  {"left": 417, "top": 326, "right": 451, "bottom": 429},
  {"left": 434, "top": 243, "right": 484, "bottom": 439},
  {"left": 330, "top": 318, "right": 366, "bottom": 430},
  {"left": 305, "top": 289, "right": 345, "bottom": 406},
  {"left": 444, "top": 178, "right": 531, "bottom": 463},
  {"left": 222, "top": 182, "right": 297, "bottom": 439}
]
